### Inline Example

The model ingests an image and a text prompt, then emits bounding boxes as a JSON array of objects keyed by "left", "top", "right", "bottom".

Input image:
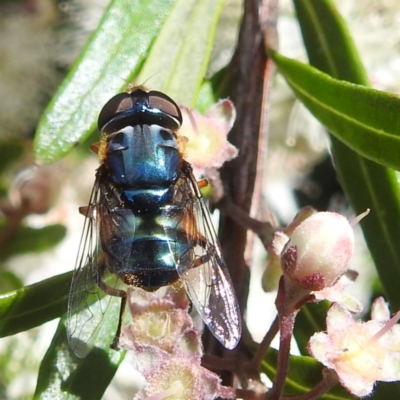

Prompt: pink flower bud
[{"left": 281, "top": 212, "right": 354, "bottom": 291}]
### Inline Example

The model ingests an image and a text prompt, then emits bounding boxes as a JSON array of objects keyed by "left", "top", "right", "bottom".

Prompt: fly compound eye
[
  {"left": 148, "top": 91, "right": 182, "bottom": 125},
  {"left": 98, "top": 93, "right": 134, "bottom": 131}
]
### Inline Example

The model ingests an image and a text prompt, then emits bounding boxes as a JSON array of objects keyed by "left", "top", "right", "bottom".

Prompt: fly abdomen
[
  {"left": 102, "top": 204, "right": 192, "bottom": 290},
  {"left": 125, "top": 240, "right": 180, "bottom": 289}
]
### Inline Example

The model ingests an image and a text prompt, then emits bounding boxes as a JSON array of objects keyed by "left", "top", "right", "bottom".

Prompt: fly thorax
[
  {"left": 105, "top": 125, "right": 180, "bottom": 186},
  {"left": 104, "top": 125, "right": 181, "bottom": 210}
]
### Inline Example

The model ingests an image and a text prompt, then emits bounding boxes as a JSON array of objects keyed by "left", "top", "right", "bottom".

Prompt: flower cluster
[{"left": 119, "top": 287, "right": 235, "bottom": 400}]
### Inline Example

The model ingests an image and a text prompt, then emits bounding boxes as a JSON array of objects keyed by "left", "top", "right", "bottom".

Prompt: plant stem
[
  {"left": 267, "top": 279, "right": 298, "bottom": 400},
  {"left": 280, "top": 369, "right": 339, "bottom": 400},
  {"left": 250, "top": 315, "right": 279, "bottom": 372}
]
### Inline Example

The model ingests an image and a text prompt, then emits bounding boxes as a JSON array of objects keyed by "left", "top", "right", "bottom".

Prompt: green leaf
[
  {"left": 128, "top": 0, "right": 226, "bottom": 106},
  {"left": 34, "top": 317, "right": 125, "bottom": 399},
  {"left": 0, "top": 272, "right": 71, "bottom": 337},
  {"left": 0, "top": 224, "right": 66, "bottom": 260},
  {"left": 33, "top": 0, "right": 178, "bottom": 163},
  {"left": 293, "top": 0, "right": 369, "bottom": 85},
  {"left": 269, "top": 50, "right": 400, "bottom": 171}
]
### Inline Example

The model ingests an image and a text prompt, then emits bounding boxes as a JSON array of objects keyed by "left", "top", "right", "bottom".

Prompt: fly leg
[
  {"left": 191, "top": 237, "right": 220, "bottom": 294},
  {"left": 111, "top": 296, "right": 127, "bottom": 350},
  {"left": 96, "top": 256, "right": 127, "bottom": 351},
  {"left": 192, "top": 251, "right": 212, "bottom": 268}
]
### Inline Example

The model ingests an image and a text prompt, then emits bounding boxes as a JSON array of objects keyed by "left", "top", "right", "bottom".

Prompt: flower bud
[{"left": 281, "top": 212, "right": 354, "bottom": 291}]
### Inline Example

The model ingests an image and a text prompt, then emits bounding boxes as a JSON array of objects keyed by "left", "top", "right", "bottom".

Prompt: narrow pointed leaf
[
  {"left": 133, "top": 0, "right": 226, "bottom": 106},
  {"left": 293, "top": 0, "right": 369, "bottom": 84},
  {"left": 34, "top": 0, "right": 177, "bottom": 163},
  {"left": 34, "top": 317, "right": 125, "bottom": 399},
  {"left": 269, "top": 50, "right": 400, "bottom": 171},
  {"left": 0, "top": 272, "right": 71, "bottom": 337}
]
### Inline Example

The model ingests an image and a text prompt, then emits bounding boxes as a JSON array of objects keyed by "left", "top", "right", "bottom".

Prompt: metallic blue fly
[{"left": 67, "top": 86, "right": 242, "bottom": 357}]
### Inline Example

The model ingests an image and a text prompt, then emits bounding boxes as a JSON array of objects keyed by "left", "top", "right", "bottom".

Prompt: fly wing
[
  {"left": 165, "top": 166, "right": 242, "bottom": 349},
  {"left": 66, "top": 172, "right": 120, "bottom": 358}
]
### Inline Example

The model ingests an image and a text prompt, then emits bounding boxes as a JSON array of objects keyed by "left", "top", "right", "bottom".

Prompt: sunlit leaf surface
[
  {"left": 34, "top": 316, "right": 125, "bottom": 399},
  {"left": 0, "top": 272, "right": 71, "bottom": 337},
  {"left": 34, "top": 0, "right": 177, "bottom": 163}
]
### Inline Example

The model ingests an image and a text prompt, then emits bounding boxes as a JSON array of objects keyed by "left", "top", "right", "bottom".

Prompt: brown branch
[
  {"left": 203, "top": 0, "right": 278, "bottom": 392},
  {"left": 203, "top": 0, "right": 269, "bottom": 360}
]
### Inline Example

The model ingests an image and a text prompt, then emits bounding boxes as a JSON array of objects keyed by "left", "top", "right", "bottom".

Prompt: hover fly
[{"left": 67, "top": 86, "right": 241, "bottom": 357}]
